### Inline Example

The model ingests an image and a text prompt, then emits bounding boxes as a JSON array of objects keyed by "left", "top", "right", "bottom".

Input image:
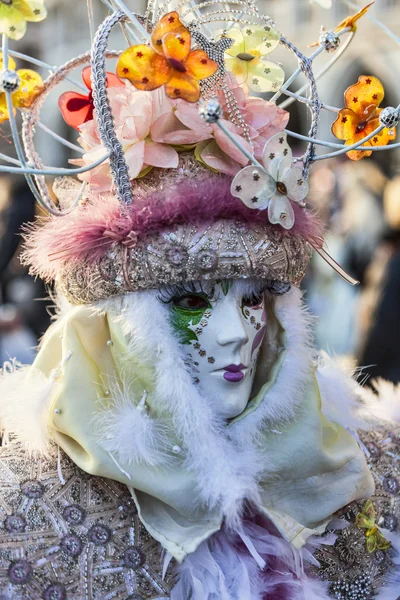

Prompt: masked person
[{"left": 0, "top": 1, "right": 399, "bottom": 598}]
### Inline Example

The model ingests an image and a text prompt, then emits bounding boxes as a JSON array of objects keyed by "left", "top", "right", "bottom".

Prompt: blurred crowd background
[{"left": 1, "top": 0, "right": 400, "bottom": 386}]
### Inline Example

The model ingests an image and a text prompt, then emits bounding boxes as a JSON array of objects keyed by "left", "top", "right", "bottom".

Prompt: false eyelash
[
  {"left": 156, "top": 281, "right": 216, "bottom": 304},
  {"left": 265, "top": 281, "right": 292, "bottom": 296},
  {"left": 245, "top": 279, "right": 291, "bottom": 297}
]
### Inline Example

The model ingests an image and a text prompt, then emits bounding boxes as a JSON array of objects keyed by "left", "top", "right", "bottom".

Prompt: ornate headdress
[{"left": 0, "top": 0, "right": 398, "bottom": 303}]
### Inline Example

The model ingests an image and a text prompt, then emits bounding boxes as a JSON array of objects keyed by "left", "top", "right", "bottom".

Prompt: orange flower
[
  {"left": 116, "top": 11, "right": 218, "bottom": 103},
  {"left": 331, "top": 75, "right": 396, "bottom": 161},
  {"left": 335, "top": 1, "right": 374, "bottom": 33}
]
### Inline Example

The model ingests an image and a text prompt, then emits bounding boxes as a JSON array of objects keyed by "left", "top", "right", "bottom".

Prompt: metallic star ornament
[
  {"left": 189, "top": 27, "right": 251, "bottom": 141},
  {"left": 189, "top": 27, "right": 234, "bottom": 78}
]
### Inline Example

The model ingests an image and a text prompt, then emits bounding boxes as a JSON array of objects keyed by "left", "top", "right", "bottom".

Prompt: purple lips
[{"left": 223, "top": 364, "right": 245, "bottom": 383}]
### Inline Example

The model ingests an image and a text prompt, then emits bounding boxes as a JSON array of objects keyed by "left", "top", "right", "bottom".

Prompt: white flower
[{"left": 230, "top": 132, "right": 309, "bottom": 230}]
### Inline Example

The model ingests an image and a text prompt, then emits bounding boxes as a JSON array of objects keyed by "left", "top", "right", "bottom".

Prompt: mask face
[{"left": 157, "top": 280, "right": 267, "bottom": 419}]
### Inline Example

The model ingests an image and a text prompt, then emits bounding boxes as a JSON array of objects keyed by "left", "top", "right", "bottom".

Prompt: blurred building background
[{"left": 1, "top": 0, "right": 400, "bottom": 384}]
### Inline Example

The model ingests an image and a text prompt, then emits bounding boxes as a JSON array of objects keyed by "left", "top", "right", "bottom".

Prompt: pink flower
[
  {"left": 72, "top": 76, "right": 289, "bottom": 188},
  {"left": 180, "top": 74, "right": 289, "bottom": 176},
  {"left": 72, "top": 84, "right": 206, "bottom": 192}
]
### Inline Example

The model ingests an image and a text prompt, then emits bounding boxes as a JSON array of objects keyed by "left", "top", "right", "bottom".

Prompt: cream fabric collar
[{"left": 27, "top": 289, "right": 374, "bottom": 561}]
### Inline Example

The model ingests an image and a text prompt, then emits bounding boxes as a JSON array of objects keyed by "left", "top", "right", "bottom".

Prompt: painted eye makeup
[
  {"left": 242, "top": 293, "right": 264, "bottom": 309},
  {"left": 157, "top": 282, "right": 216, "bottom": 306},
  {"left": 173, "top": 295, "right": 211, "bottom": 310}
]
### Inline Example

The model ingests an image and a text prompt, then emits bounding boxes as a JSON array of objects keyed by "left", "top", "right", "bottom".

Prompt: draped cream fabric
[{"left": 30, "top": 297, "right": 374, "bottom": 561}]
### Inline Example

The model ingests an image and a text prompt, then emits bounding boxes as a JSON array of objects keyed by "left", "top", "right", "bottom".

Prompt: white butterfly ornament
[{"left": 230, "top": 133, "right": 309, "bottom": 230}]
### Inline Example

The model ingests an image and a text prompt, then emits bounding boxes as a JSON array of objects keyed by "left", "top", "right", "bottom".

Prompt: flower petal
[
  {"left": 151, "top": 11, "right": 184, "bottom": 54},
  {"left": 231, "top": 165, "right": 275, "bottom": 210},
  {"left": 81, "top": 66, "right": 93, "bottom": 91},
  {"left": 0, "top": 93, "right": 12, "bottom": 124},
  {"left": 12, "top": 69, "right": 43, "bottom": 108},
  {"left": 243, "top": 24, "right": 281, "bottom": 54},
  {"left": 345, "top": 131, "right": 373, "bottom": 161},
  {"left": 369, "top": 120, "right": 397, "bottom": 148},
  {"left": 197, "top": 140, "right": 238, "bottom": 175},
  {"left": 224, "top": 57, "right": 247, "bottom": 85},
  {"left": 262, "top": 132, "right": 292, "bottom": 180},
  {"left": 0, "top": 51, "right": 15, "bottom": 71},
  {"left": 283, "top": 166, "right": 309, "bottom": 203},
  {"left": 0, "top": 5, "right": 27, "bottom": 40},
  {"left": 13, "top": 0, "right": 47, "bottom": 21},
  {"left": 268, "top": 192, "right": 295, "bottom": 229},
  {"left": 214, "top": 120, "right": 252, "bottom": 166},
  {"left": 165, "top": 72, "right": 200, "bottom": 103},
  {"left": 117, "top": 45, "right": 171, "bottom": 91},
  {"left": 331, "top": 108, "right": 359, "bottom": 141},
  {"left": 223, "top": 28, "right": 245, "bottom": 58},
  {"left": 186, "top": 50, "right": 218, "bottom": 81},
  {"left": 162, "top": 27, "right": 191, "bottom": 63},
  {"left": 144, "top": 140, "right": 179, "bottom": 168},
  {"left": 247, "top": 59, "right": 284, "bottom": 93},
  {"left": 151, "top": 109, "right": 210, "bottom": 145},
  {"left": 81, "top": 66, "right": 124, "bottom": 92},
  {"left": 58, "top": 92, "right": 92, "bottom": 129},
  {"left": 124, "top": 140, "right": 146, "bottom": 179},
  {"left": 344, "top": 76, "right": 384, "bottom": 117}
]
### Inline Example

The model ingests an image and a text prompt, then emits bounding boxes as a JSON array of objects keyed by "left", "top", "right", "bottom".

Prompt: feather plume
[
  {"left": 315, "top": 351, "right": 366, "bottom": 432},
  {"left": 0, "top": 361, "right": 56, "bottom": 454},
  {"left": 359, "top": 378, "right": 400, "bottom": 425},
  {"left": 92, "top": 383, "right": 172, "bottom": 467},
  {"left": 171, "top": 517, "right": 331, "bottom": 600}
]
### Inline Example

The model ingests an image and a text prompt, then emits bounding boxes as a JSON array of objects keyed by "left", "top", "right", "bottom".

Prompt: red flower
[{"left": 58, "top": 66, "right": 124, "bottom": 130}]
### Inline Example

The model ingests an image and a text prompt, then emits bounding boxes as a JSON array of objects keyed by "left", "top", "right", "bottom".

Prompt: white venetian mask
[{"left": 157, "top": 280, "right": 267, "bottom": 419}]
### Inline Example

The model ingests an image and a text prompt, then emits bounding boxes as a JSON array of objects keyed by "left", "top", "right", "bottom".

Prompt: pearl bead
[
  {"left": 172, "top": 445, "right": 182, "bottom": 454},
  {"left": 107, "top": 340, "right": 113, "bottom": 346},
  {"left": 54, "top": 408, "right": 61, "bottom": 415}
]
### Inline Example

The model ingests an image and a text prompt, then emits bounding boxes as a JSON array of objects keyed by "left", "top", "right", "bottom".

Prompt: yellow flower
[
  {"left": 0, "top": 0, "right": 47, "bottom": 41},
  {"left": 222, "top": 25, "right": 284, "bottom": 93},
  {"left": 355, "top": 500, "right": 391, "bottom": 554},
  {"left": 0, "top": 52, "right": 44, "bottom": 123}
]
